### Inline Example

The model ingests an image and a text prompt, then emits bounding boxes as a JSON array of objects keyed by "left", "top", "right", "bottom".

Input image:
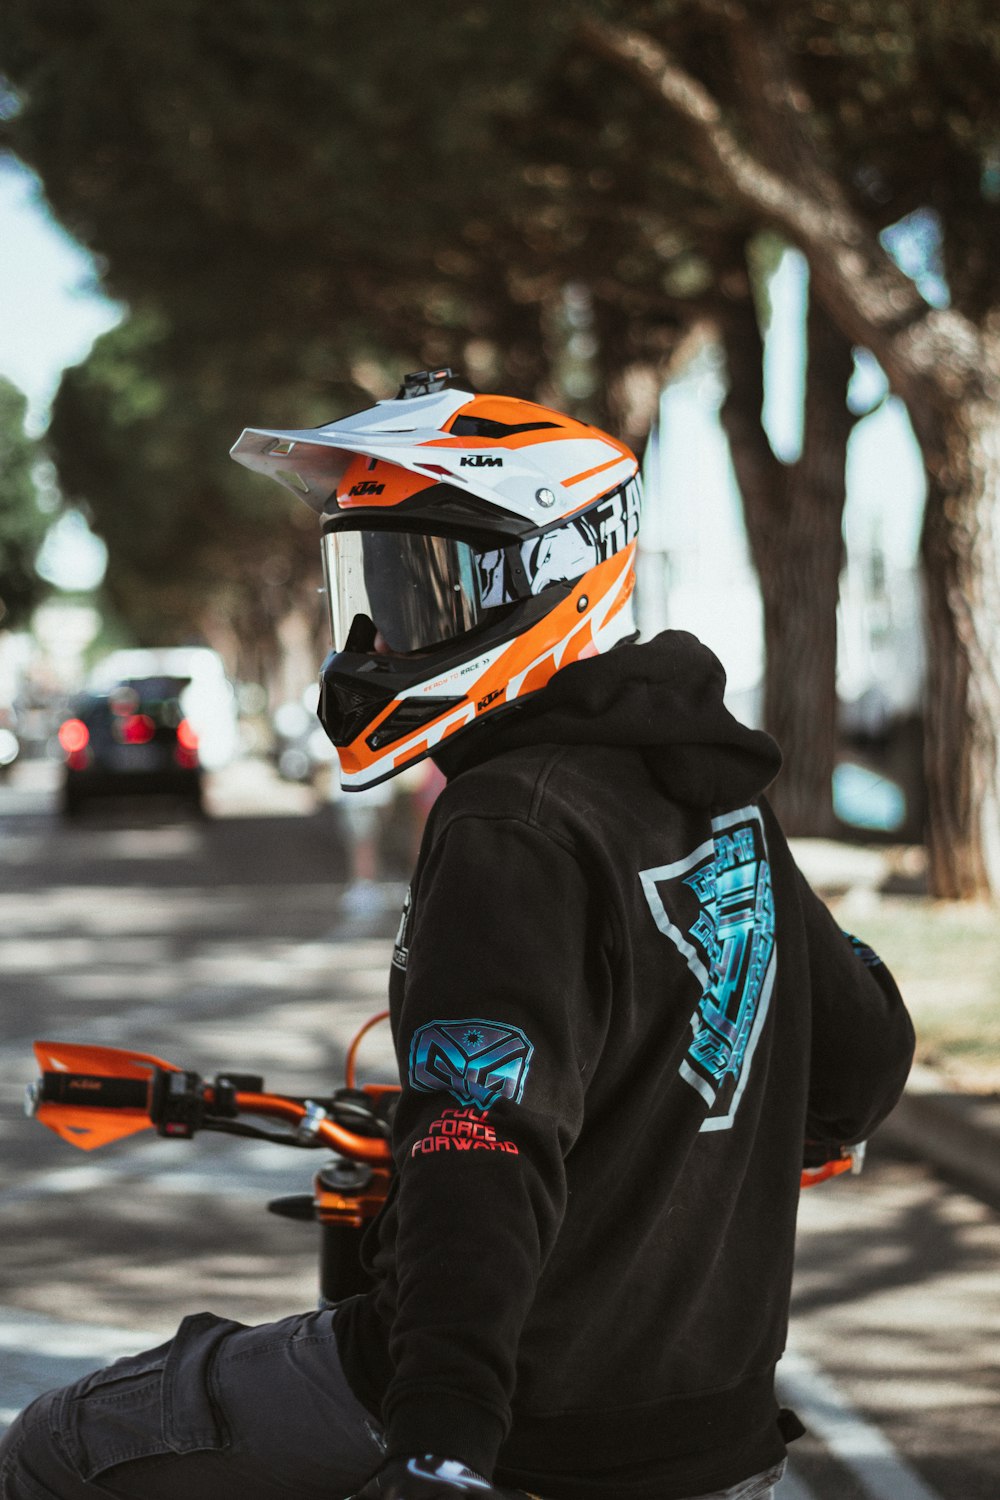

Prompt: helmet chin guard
[{"left": 232, "top": 373, "right": 642, "bottom": 790}]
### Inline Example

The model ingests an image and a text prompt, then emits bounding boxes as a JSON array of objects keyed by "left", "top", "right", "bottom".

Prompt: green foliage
[
  {"left": 48, "top": 313, "right": 323, "bottom": 644},
  {"left": 0, "top": 378, "right": 49, "bottom": 628},
  {"left": 780, "top": 0, "right": 1000, "bottom": 315}
]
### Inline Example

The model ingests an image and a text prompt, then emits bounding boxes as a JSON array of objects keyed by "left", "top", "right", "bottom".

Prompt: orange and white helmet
[{"left": 231, "top": 369, "right": 641, "bottom": 790}]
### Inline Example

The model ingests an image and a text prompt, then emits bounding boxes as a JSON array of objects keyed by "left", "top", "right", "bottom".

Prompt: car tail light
[
  {"left": 58, "top": 719, "right": 90, "bottom": 755},
  {"left": 174, "top": 718, "right": 199, "bottom": 768},
  {"left": 121, "top": 714, "right": 156, "bottom": 745},
  {"left": 58, "top": 718, "right": 91, "bottom": 770}
]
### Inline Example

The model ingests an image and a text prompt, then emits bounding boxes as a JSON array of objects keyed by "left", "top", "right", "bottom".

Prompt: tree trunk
[
  {"left": 768, "top": 298, "right": 854, "bottom": 835},
  {"left": 718, "top": 260, "right": 853, "bottom": 835},
  {"left": 911, "top": 386, "right": 1000, "bottom": 897}
]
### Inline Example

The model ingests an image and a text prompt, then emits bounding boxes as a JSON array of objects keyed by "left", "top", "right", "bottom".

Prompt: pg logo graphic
[
  {"left": 408, "top": 1019, "right": 533, "bottom": 1109},
  {"left": 639, "top": 805, "right": 776, "bottom": 1133}
]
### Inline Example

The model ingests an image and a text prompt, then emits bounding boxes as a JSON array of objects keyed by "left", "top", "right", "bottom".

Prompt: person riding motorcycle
[{"left": 0, "top": 371, "right": 914, "bottom": 1500}]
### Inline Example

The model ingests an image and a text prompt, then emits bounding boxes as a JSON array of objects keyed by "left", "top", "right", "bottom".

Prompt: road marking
[{"left": 779, "top": 1345, "right": 945, "bottom": 1500}]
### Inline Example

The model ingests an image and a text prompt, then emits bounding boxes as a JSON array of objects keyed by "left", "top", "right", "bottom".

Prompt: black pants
[
  {"left": 0, "top": 1309, "right": 385, "bottom": 1500},
  {"left": 0, "top": 1310, "right": 787, "bottom": 1500}
]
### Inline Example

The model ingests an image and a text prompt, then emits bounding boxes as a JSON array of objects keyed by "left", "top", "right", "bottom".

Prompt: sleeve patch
[{"left": 408, "top": 1018, "right": 534, "bottom": 1109}]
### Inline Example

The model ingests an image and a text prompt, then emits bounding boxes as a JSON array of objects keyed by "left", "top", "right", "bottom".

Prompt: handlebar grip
[
  {"left": 35, "top": 1072, "right": 151, "bottom": 1111},
  {"left": 28, "top": 1057, "right": 393, "bottom": 1164}
]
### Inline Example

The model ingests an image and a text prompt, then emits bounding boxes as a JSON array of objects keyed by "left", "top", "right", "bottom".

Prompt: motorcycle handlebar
[
  {"left": 228, "top": 1091, "right": 390, "bottom": 1163},
  {"left": 28, "top": 1052, "right": 393, "bottom": 1165},
  {"left": 28, "top": 1034, "right": 862, "bottom": 1186}
]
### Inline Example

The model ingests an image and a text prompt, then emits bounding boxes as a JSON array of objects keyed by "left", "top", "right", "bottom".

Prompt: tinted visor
[{"left": 322, "top": 529, "right": 512, "bottom": 655}]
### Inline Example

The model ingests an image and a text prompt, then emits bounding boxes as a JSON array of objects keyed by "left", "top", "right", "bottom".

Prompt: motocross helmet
[{"left": 231, "top": 369, "right": 642, "bottom": 790}]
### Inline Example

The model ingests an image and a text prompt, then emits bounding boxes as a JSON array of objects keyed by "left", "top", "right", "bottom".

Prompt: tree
[
  {"left": 580, "top": 0, "right": 1000, "bottom": 899},
  {"left": 47, "top": 314, "right": 332, "bottom": 684},
  {"left": 711, "top": 239, "right": 857, "bottom": 836},
  {"left": 0, "top": 378, "right": 48, "bottom": 629}
]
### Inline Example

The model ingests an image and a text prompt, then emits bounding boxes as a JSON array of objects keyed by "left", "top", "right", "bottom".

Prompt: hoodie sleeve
[
  {"left": 381, "top": 810, "right": 611, "bottom": 1477},
  {"left": 791, "top": 862, "right": 915, "bottom": 1147}
]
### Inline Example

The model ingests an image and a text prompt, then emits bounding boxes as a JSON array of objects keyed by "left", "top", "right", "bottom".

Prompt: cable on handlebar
[{"left": 344, "top": 1009, "right": 391, "bottom": 1090}]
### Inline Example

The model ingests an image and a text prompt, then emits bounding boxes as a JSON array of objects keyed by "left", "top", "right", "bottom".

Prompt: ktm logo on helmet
[
  {"left": 460, "top": 455, "right": 503, "bottom": 468},
  {"left": 348, "top": 481, "right": 386, "bottom": 497}
]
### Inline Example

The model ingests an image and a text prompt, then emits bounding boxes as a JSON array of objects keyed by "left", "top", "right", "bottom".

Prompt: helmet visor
[{"left": 321, "top": 529, "right": 512, "bottom": 656}]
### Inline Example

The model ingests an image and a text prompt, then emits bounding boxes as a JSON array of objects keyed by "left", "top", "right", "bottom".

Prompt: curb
[{"left": 877, "top": 1064, "right": 1000, "bottom": 1207}]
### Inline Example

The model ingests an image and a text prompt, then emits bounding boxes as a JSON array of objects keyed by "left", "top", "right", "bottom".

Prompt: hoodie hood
[{"left": 435, "top": 631, "right": 781, "bottom": 809}]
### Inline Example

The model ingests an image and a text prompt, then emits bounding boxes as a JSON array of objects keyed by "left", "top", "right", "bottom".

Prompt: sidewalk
[{"left": 790, "top": 838, "right": 1000, "bottom": 1209}]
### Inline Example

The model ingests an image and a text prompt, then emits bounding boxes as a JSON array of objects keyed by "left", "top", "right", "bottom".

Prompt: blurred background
[
  {"left": 2, "top": 6, "right": 1000, "bottom": 1496},
  {"left": 6, "top": 0, "right": 998, "bottom": 878}
]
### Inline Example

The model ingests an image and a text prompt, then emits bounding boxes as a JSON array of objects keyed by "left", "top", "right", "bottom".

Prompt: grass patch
[{"left": 827, "top": 892, "right": 1000, "bottom": 1091}]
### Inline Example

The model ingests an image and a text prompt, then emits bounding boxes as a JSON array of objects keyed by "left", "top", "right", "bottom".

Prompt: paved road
[{"left": 1, "top": 759, "right": 998, "bottom": 1498}]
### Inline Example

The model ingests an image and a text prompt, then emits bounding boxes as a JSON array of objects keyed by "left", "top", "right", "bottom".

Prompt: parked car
[{"left": 58, "top": 676, "right": 204, "bottom": 817}]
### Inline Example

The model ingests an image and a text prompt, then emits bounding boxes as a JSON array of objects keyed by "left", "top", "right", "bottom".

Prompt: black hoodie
[{"left": 335, "top": 632, "right": 914, "bottom": 1500}]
